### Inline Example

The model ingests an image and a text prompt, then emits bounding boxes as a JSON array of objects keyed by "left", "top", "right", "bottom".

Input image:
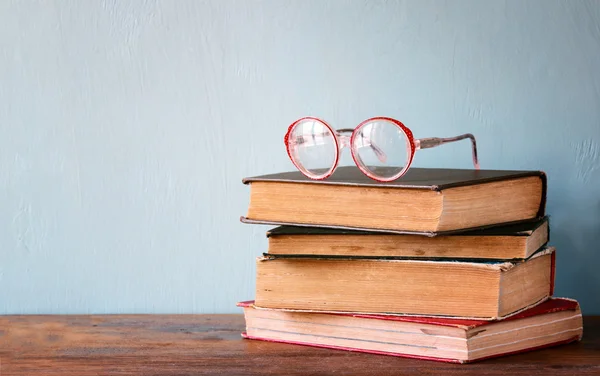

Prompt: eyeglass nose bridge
[
  {"left": 335, "top": 129, "right": 354, "bottom": 150},
  {"left": 336, "top": 128, "right": 389, "bottom": 164}
]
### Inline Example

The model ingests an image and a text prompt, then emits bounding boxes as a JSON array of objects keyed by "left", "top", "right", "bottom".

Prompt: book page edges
[
  {"left": 240, "top": 332, "right": 465, "bottom": 363},
  {"left": 240, "top": 332, "right": 579, "bottom": 364}
]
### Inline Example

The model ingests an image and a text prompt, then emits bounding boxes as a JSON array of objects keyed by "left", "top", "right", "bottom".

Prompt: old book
[
  {"left": 266, "top": 217, "right": 549, "bottom": 261},
  {"left": 255, "top": 248, "right": 555, "bottom": 319},
  {"left": 241, "top": 166, "right": 546, "bottom": 235},
  {"left": 238, "top": 297, "right": 583, "bottom": 364}
]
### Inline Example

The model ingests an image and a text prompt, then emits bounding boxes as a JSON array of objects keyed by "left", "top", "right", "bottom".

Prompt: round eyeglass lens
[
  {"left": 351, "top": 119, "right": 410, "bottom": 180},
  {"left": 288, "top": 119, "right": 338, "bottom": 179}
]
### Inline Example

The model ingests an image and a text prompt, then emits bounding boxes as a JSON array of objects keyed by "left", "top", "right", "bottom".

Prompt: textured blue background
[{"left": 1, "top": 0, "right": 599, "bottom": 314}]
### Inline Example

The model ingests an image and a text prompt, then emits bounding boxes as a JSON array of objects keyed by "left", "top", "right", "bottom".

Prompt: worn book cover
[
  {"left": 242, "top": 166, "right": 547, "bottom": 235},
  {"left": 238, "top": 297, "right": 582, "bottom": 363},
  {"left": 255, "top": 248, "right": 556, "bottom": 319},
  {"left": 266, "top": 216, "right": 549, "bottom": 261}
]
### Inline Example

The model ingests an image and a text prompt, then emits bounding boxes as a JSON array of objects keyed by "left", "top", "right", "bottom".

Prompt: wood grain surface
[{"left": 1, "top": 315, "right": 599, "bottom": 375}]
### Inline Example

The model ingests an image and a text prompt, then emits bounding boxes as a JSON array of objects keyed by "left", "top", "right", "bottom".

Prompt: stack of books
[{"left": 238, "top": 166, "right": 583, "bottom": 363}]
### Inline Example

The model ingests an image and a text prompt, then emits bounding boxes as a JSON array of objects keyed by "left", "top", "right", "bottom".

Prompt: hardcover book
[
  {"left": 266, "top": 217, "right": 549, "bottom": 260},
  {"left": 238, "top": 297, "right": 582, "bottom": 364},
  {"left": 255, "top": 248, "right": 556, "bottom": 319},
  {"left": 242, "top": 166, "right": 546, "bottom": 235}
]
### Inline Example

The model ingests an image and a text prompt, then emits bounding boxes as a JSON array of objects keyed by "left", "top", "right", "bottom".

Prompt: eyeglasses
[{"left": 284, "top": 116, "right": 479, "bottom": 182}]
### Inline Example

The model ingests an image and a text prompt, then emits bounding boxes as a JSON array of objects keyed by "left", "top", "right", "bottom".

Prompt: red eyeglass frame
[{"left": 284, "top": 116, "right": 479, "bottom": 182}]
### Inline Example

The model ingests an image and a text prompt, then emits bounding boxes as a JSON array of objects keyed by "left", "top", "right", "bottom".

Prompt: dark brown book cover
[
  {"left": 242, "top": 166, "right": 547, "bottom": 236},
  {"left": 267, "top": 215, "right": 549, "bottom": 237},
  {"left": 243, "top": 166, "right": 546, "bottom": 194}
]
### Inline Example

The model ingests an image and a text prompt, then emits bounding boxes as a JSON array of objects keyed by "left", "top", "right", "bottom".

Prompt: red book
[{"left": 237, "top": 297, "right": 583, "bottom": 364}]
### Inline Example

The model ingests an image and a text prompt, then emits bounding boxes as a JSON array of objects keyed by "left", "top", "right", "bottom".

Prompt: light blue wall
[{"left": 1, "top": 0, "right": 599, "bottom": 314}]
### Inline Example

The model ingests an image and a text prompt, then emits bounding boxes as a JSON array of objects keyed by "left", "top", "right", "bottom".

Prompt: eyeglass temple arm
[
  {"left": 337, "top": 128, "right": 388, "bottom": 163},
  {"left": 415, "top": 133, "right": 480, "bottom": 169}
]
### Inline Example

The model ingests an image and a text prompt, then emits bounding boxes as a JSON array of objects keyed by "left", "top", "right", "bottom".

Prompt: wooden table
[{"left": 1, "top": 315, "right": 599, "bottom": 375}]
